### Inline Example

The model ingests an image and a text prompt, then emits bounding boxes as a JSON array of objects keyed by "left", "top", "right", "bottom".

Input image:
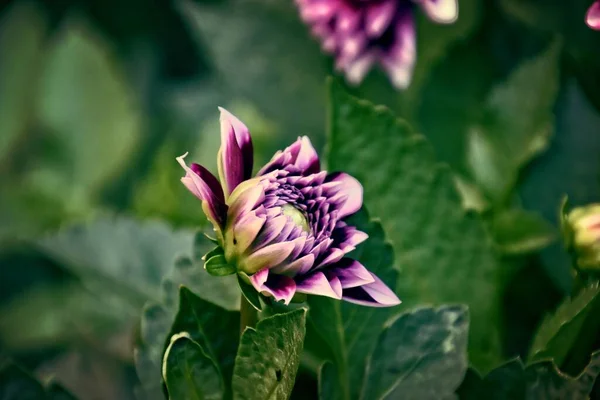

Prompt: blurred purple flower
[
  {"left": 295, "top": 0, "right": 458, "bottom": 88},
  {"left": 587, "top": 1, "right": 600, "bottom": 30},
  {"left": 177, "top": 108, "right": 400, "bottom": 307}
]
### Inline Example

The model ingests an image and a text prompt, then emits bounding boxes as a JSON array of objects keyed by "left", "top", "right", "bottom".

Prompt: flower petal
[
  {"left": 297, "top": 0, "right": 337, "bottom": 23},
  {"left": 316, "top": 247, "right": 345, "bottom": 268},
  {"left": 365, "top": 0, "right": 397, "bottom": 37},
  {"left": 329, "top": 258, "right": 375, "bottom": 289},
  {"left": 342, "top": 53, "right": 376, "bottom": 85},
  {"left": 326, "top": 172, "right": 363, "bottom": 218},
  {"left": 241, "top": 241, "right": 296, "bottom": 274},
  {"left": 295, "top": 136, "right": 321, "bottom": 174},
  {"left": 381, "top": 9, "right": 416, "bottom": 89},
  {"left": 227, "top": 179, "right": 266, "bottom": 223},
  {"left": 342, "top": 273, "right": 401, "bottom": 307},
  {"left": 232, "top": 210, "right": 267, "bottom": 254},
  {"left": 419, "top": 0, "right": 458, "bottom": 24},
  {"left": 258, "top": 137, "right": 320, "bottom": 176},
  {"left": 253, "top": 215, "right": 289, "bottom": 250},
  {"left": 296, "top": 271, "right": 342, "bottom": 299},
  {"left": 271, "top": 253, "right": 315, "bottom": 276},
  {"left": 249, "top": 268, "right": 297, "bottom": 305},
  {"left": 177, "top": 153, "right": 227, "bottom": 229},
  {"left": 218, "top": 107, "right": 253, "bottom": 196},
  {"left": 587, "top": 1, "right": 600, "bottom": 30}
]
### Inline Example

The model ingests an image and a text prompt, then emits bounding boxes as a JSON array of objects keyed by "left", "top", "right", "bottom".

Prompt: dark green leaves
[
  {"left": 458, "top": 351, "right": 600, "bottom": 400},
  {"left": 135, "top": 231, "right": 240, "bottom": 398},
  {"left": 232, "top": 308, "right": 307, "bottom": 400},
  {"left": 309, "top": 211, "right": 398, "bottom": 400},
  {"left": 327, "top": 80, "right": 502, "bottom": 369},
  {"left": 163, "top": 333, "right": 224, "bottom": 400},
  {"left": 0, "top": 361, "right": 77, "bottom": 400},
  {"left": 363, "top": 305, "right": 469, "bottom": 400},
  {"left": 466, "top": 40, "right": 562, "bottom": 204},
  {"left": 168, "top": 287, "right": 239, "bottom": 387},
  {"left": 529, "top": 284, "right": 600, "bottom": 370},
  {"left": 36, "top": 215, "right": 195, "bottom": 306},
  {"left": 0, "top": 1, "right": 47, "bottom": 164}
]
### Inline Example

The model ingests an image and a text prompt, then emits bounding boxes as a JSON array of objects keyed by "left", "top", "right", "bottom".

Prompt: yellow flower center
[{"left": 281, "top": 204, "right": 310, "bottom": 233}]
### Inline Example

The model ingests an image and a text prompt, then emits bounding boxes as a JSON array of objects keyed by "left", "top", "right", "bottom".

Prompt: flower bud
[{"left": 564, "top": 204, "right": 600, "bottom": 271}]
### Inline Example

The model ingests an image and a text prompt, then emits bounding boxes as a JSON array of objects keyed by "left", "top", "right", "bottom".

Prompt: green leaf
[
  {"left": 46, "top": 382, "right": 78, "bottom": 400},
  {"left": 136, "top": 252, "right": 240, "bottom": 395},
  {"left": 0, "top": 362, "right": 45, "bottom": 400},
  {"left": 490, "top": 209, "right": 557, "bottom": 255},
  {"left": 232, "top": 308, "right": 307, "bottom": 400},
  {"left": 457, "top": 351, "right": 600, "bottom": 400},
  {"left": 309, "top": 210, "right": 399, "bottom": 400},
  {"left": 205, "top": 254, "right": 236, "bottom": 276},
  {"left": 162, "top": 332, "right": 224, "bottom": 400},
  {"left": 167, "top": 287, "right": 239, "bottom": 389},
  {"left": 237, "top": 274, "right": 262, "bottom": 311},
  {"left": 327, "top": 80, "right": 502, "bottom": 369},
  {"left": 0, "top": 283, "right": 131, "bottom": 350},
  {"left": 32, "top": 18, "right": 141, "bottom": 209},
  {"left": 36, "top": 215, "right": 195, "bottom": 306},
  {"left": 528, "top": 284, "right": 600, "bottom": 370},
  {"left": 135, "top": 302, "right": 173, "bottom": 398},
  {"left": 363, "top": 305, "right": 469, "bottom": 400},
  {"left": 0, "top": 1, "right": 47, "bottom": 164},
  {"left": 318, "top": 362, "right": 339, "bottom": 400},
  {"left": 203, "top": 246, "right": 224, "bottom": 262},
  {"left": 466, "top": 40, "right": 561, "bottom": 203},
  {"left": 0, "top": 361, "right": 78, "bottom": 400}
]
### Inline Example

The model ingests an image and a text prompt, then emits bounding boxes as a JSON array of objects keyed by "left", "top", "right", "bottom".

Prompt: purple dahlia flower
[
  {"left": 177, "top": 108, "right": 400, "bottom": 307},
  {"left": 296, "top": 0, "right": 458, "bottom": 88},
  {"left": 587, "top": 1, "right": 600, "bottom": 30}
]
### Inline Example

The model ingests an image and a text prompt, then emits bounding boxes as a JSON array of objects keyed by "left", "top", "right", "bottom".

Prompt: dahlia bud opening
[
  {"left": 177, "top": 107, "right": 401, "bottom": 307},
  {"left": 563, "top": 203, "right": 600, "bottom": 272}
]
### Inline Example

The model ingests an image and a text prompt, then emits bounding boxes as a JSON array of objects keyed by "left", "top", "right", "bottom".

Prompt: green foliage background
[{"left": 1, "top": 0, "right": 600, "bottom": 398}]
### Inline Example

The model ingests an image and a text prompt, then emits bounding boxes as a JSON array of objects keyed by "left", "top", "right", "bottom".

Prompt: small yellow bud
[{"left": 564, "top": 204, "right": 600, "bottom": 271}]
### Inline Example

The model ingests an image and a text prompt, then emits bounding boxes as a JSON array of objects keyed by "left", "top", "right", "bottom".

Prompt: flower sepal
[
  {"left": 202, "top": 246, "right": 237, "bottom": 276},
  {"left": 238, "top": 272, "right": 263, "bottom": 311}
]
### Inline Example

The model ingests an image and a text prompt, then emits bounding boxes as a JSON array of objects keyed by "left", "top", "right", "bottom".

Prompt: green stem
[{"left": 240, "top": 295, "right": 258, "bottom": 336}]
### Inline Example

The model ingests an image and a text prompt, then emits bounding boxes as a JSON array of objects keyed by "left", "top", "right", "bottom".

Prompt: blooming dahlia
[{"left": 177, "top": 108, "right": 400, "bottom": 307}]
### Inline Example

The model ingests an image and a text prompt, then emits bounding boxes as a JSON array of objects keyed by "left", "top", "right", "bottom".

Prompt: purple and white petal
[
  {"left": 326, "top": 172, "right": 363, "bottom": 218},
  {"left": 258, "top": 137, "right": 320, "bottom": 176},
  {"left": 329, "top": 258, "right": 375, "bottom": 288},
  {"left": 218, "top": 107, "right": 254, "bottom": 196},
  {"left": 365, "top": 0, "right": 396, "bottom": 37},
  {"left": 381, "top": 9, "right": 416, "bottom": 90},
  {"left": 271, "top": 253, "right": 315, "bottom": 276},
  {"left": 232, "top": 211, "right": 267, "bottom": 254},
  {"left": 342, "top": 273, "right": 401, "bottom": 307},
  {"left": 296, "top": 271, "right": 342, "bottom": 299},
  {"left": 249, "top": 268, "right": 297, "bottom": 305},
  {"left": 241, "top": 241, "right": 296, "bottom": 274},
  {"left": 177, "top": 153, "right": 227, "bottom": 229}
]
